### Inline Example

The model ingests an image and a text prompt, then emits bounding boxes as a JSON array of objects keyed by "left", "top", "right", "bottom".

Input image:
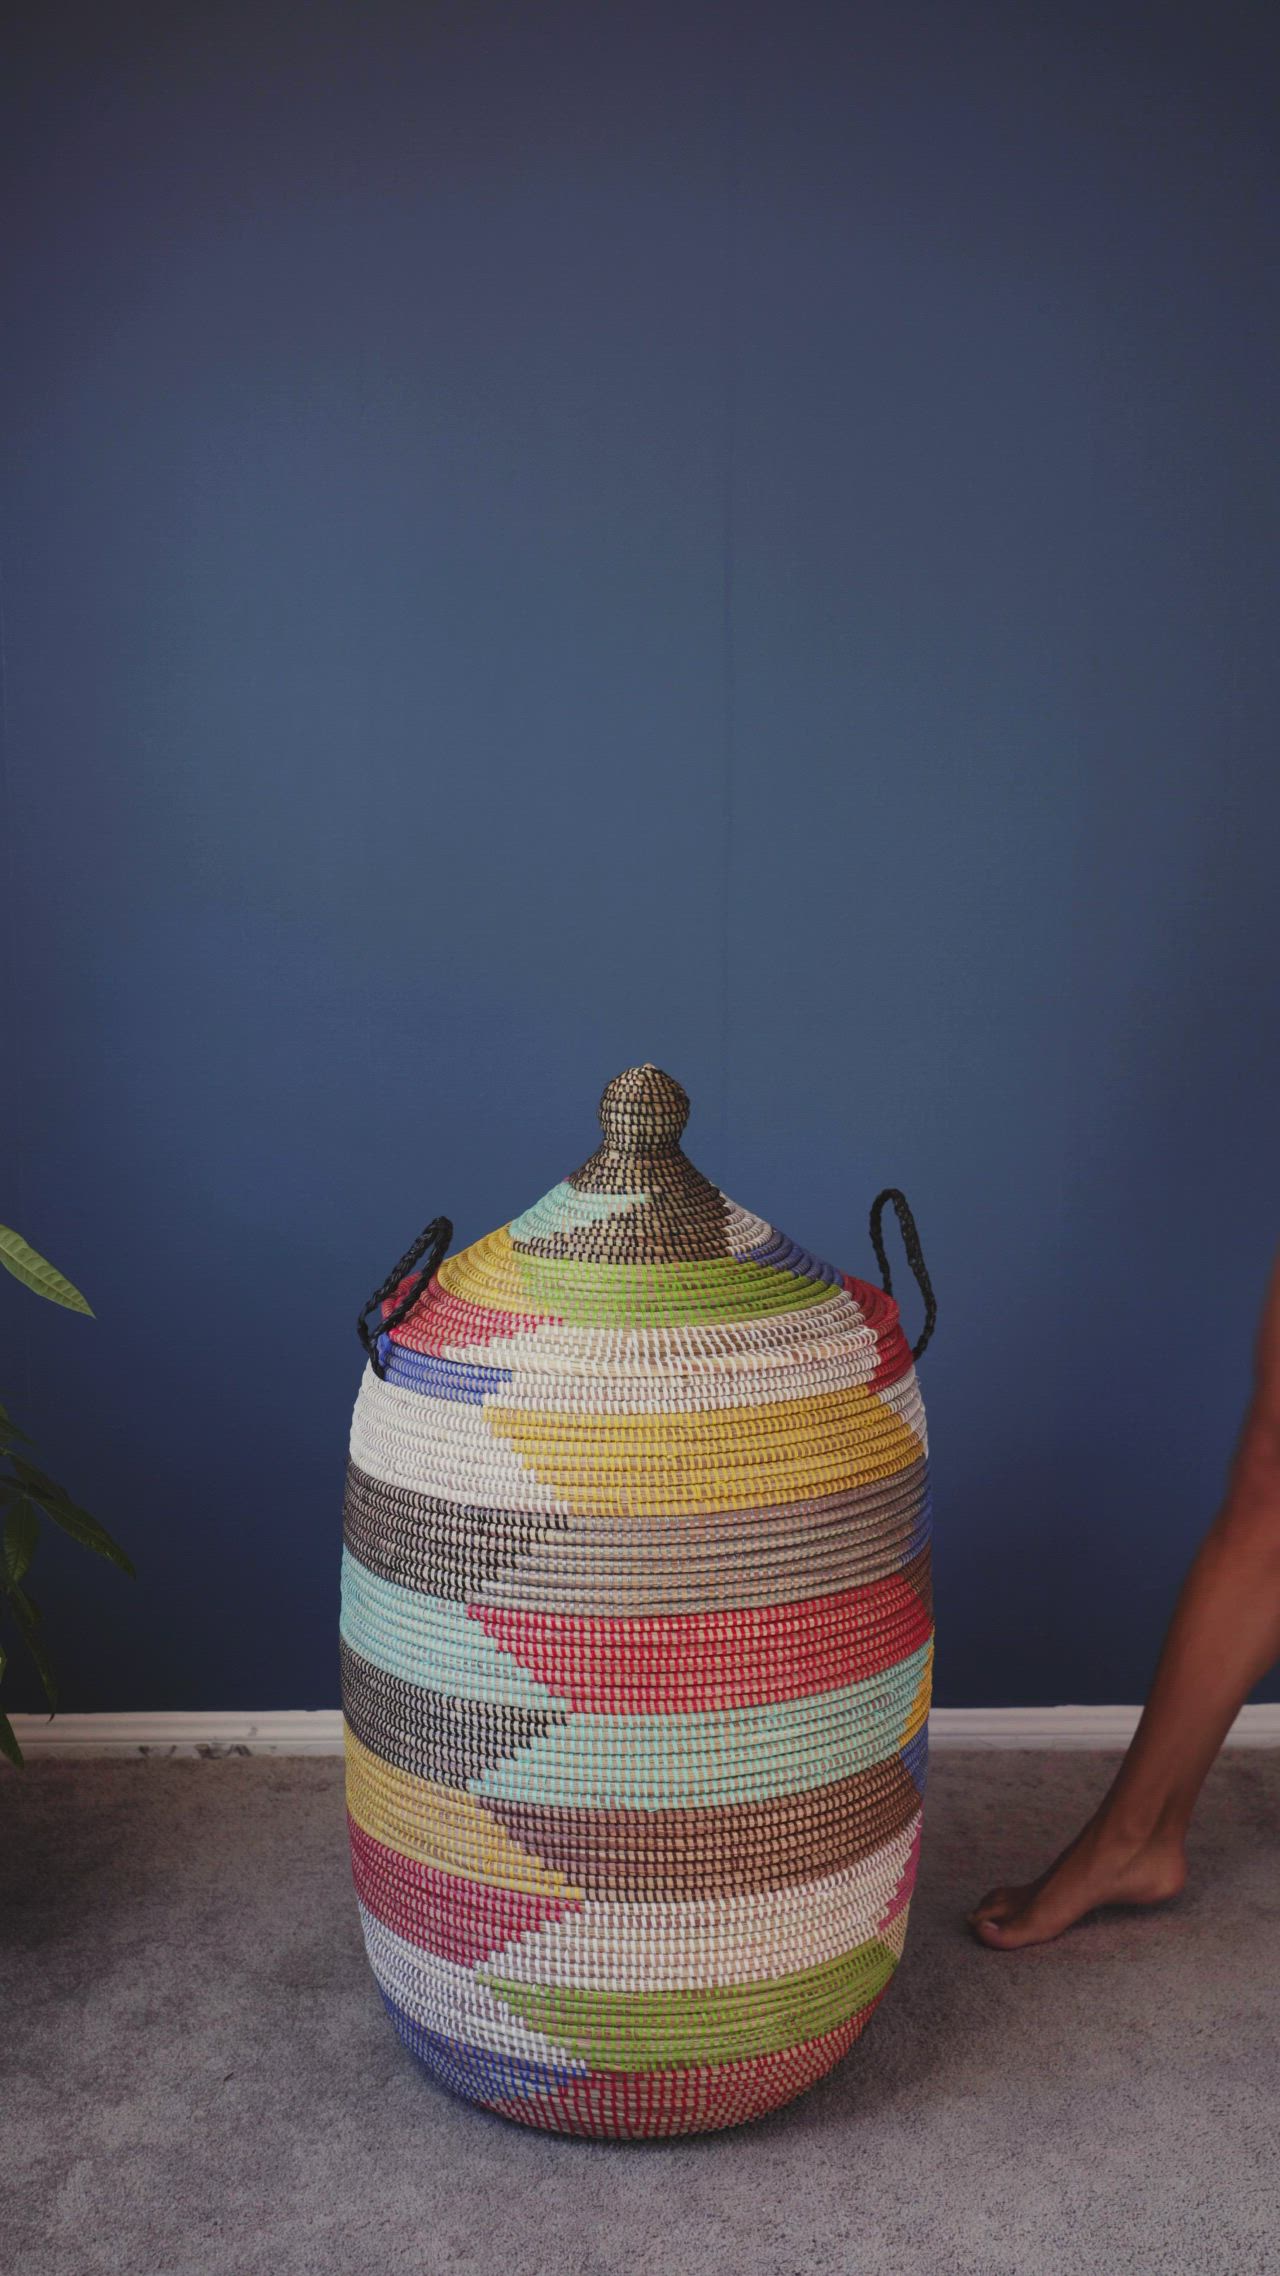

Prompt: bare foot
[{"left": 968, "top": 1816, "right": 1187, "bottom": 1949}]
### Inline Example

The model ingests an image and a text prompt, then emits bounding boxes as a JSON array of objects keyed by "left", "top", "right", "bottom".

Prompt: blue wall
[{"left": 3, "top": 1, "right": 1277, "bottom": 1712}]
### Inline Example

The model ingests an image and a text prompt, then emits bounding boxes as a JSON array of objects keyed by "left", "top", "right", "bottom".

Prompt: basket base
[{"left": 384, "top": 1988, "right": 887, "bottom": 2141}]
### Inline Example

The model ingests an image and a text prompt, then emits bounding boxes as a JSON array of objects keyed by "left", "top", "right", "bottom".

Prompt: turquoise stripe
[
  {"left": 471, "top": 1642, "right": 932, "bottom": 1809},
  {"left": 509, "top": 1179, "right": 646, "bottom": 1245},
  {"left": 340, "top": 1550, "right": 565, "bottom": 1709}
]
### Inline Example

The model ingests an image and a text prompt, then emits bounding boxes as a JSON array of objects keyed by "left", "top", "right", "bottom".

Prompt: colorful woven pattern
[{"left": 343, "top": 1065, "right": 932, "bottom": 2137}]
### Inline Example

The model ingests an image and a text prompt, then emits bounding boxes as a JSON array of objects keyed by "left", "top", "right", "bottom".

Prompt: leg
[{"left": 970, "top": 1248, "right": 1280, "bottom": 1949}]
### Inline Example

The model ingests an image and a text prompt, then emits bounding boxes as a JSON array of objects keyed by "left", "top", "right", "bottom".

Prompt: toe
[
  {"left": 971, "top": 1913, "right": 1023, "bottom": 1948},
  {"left": 968, "top": 1885, "right": 1013, "bottom": 1926}
]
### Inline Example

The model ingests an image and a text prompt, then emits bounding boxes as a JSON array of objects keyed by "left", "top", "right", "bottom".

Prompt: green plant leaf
[
  {"left": 7, "top": 1459, "right": 134, "bottom": 1576},
  {"left": 9, "top": 1458, "right": 69, "bottom": 1504},
  {"left": 8, "top": 1589, "right": 57, "bottom": 1710},
  {"left": 3, "top": 1500, "right": 39, "bottom": 1587},
  {"left": 47, "top": 1503, "right": 136, "bottom": 1577},
  {"left": 0, "top": 1402, "right": 34, "bottom": 1450},
  {"left": 0, "top": 1228, "right": 94, "bottom": 1315},
  {"left": 0, "top": 1710, "right": 23, "bottom": 1768}
]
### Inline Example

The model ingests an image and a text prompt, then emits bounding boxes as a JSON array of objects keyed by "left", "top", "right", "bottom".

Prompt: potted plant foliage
[{"left": 0, "top": 1228, "right": 133, "bottom": 1765}]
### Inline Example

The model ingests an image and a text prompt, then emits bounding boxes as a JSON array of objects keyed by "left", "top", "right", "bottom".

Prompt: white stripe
[
  {"left": 349, "top": 1364, "right": 926, "bottom": 1510},
  {"left": 487, "top": 1815, "right": 922, "bottom": 1990},
  {"left": 350, "top": 1370, "right": 567, "bottom": 1514},
  {"left": 402, "top": 1286, "right": 884, "bottom": 1376},
  {"left": 358, "top": 1904, "right": 588, "bottom": 2069},
  {"left": 479, "top": 1350, "right": 921, "bottom": 1415}
]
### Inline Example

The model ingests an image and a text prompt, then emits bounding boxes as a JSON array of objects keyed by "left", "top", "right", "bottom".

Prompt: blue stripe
[
  {"left": 900, "top": 1725, "right": 929, "bottom": 1797},
  {"left": 743, "top": 1233, "right": 842, "bottom": 1286},
  {"left": 381, "top": 1993, "right": 585, "bottom": 2100},
  {"left": 381, "top": 1344, "right": 514, "bottom": 1404}
]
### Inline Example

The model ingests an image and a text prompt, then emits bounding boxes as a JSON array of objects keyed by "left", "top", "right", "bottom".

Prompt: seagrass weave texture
[{"left": 342, "top": 1065, "right": 933, "bottom": 2138}]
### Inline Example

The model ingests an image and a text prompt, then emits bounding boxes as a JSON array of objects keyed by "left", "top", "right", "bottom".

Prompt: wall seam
[
  {"left": 716, "top": 48, "right": 740, "bottom": 1162},
  {"left": 0, "top": 522, "right": 36, "bottom": 1429}
]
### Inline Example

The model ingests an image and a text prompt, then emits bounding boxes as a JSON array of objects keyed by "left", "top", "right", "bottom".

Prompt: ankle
[{"left": 1089, "top": 1797, "right": 1187, "bottom": 1859}]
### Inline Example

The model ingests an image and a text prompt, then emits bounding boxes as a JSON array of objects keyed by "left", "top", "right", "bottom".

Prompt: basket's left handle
[
  {"left": 868, "top": 1188, "right": 936, "bottom": 1363},
  {"left": 357, "top": 1215, "right": 453, "bottom": 1379}
]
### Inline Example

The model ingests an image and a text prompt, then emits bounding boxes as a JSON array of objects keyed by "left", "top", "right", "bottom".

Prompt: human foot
[{"left": 968, "top": 1818, "right": 1187, "bottom": 1949}]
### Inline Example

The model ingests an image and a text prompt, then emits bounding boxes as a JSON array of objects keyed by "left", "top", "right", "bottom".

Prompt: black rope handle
[
  {"left": 357, "top": 1215, "right": 453, "bottom": 1379},
  {"left": 868, "top": 1188, "right": 937, "bottom": 1363}
]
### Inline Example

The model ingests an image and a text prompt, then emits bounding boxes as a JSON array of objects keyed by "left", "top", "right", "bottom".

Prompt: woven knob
[{"left": 598, "top": 1064, "right": 690, "bottom": 1153}]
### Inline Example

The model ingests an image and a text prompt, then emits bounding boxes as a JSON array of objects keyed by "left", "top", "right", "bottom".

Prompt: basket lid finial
[{"left": 598, "top": 1063, "right": 690, "bottom": 1153}]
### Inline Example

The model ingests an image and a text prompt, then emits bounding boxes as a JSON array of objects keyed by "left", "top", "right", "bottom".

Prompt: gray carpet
[{"left": 3, "top": 1751, "right": 1278, "bottom": 2276}]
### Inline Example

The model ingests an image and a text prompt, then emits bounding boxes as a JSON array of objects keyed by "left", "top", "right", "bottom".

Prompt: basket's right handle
[
  {"left": 357, "top": 1214, "right": 453, "bottom": 1379},
  {"left": 868, "top": 1188, "right": 936, "bottom": 1363}
]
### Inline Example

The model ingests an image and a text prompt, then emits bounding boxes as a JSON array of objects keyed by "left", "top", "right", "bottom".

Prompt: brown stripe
[
  {"left": 899, "top": 1544, "right": 933, "bottom": 1624},
  {"left": 343, "top": 1459, "right": 570, "bottom": 1602},
  {"left": 478, "top": 1465, "right": 930, "bottom": 1615},
  {"left": 478, "top": 1755, "right": 923, "bottom": 1900},
  {"left": 557, "top": 1121, "right": 733, "bottom": 1261},
  {"left": 346, "top": 1455, "right": 930, "bottom": 1616}
]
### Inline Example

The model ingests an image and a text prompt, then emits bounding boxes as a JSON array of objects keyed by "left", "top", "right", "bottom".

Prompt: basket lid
[{"left": 378, "top": 1064, "right": 916, "bottom": 1381}]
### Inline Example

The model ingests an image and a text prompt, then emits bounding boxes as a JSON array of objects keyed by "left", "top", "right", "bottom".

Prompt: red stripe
[
  {"left": 469, "top": 1573, "right": 933, "bottom": 1714},
  {"left": 879, "top": 1819, "right": 922, "bottom": 1929},
  {"left": 349, "top": 1816, "right": 580, "bottom": 1964},
  {"left": 843, "top": 1274, "right": 915, "bottom": 1392},
  {"left": 486, "top": 1993, "right": 887, "bottom": 2138},
  {"left": 385, "top": 1276, "right": 559, "bottom": 1355}
]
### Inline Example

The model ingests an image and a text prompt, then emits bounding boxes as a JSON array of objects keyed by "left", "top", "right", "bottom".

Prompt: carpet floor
[{"left": 3, "top": 1749, "right": 1277, "bottom": 2276}]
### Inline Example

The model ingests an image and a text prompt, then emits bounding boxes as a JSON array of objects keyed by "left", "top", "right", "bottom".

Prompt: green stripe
[
  {"left": 482, "top": 1938, "right": 897, "bottom": 2069},
  {"left": 514, "top": 1250, "right": 840, "bottom": 1326}
]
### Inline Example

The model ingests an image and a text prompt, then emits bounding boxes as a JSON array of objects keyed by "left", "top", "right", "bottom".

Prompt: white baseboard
[
  {"left": 8, "top": 1710, "right": 345, "bottom": 1758},
  {"left": 9, "top": 1703, "right": 1280, "bottom": 1757},
  {"left": 931, "top": 1704, "right": 1280, "bottom": 1748}
]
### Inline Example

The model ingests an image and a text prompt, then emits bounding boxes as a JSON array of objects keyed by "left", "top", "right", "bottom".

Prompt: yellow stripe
[
  {"left": 344, "top": 1727, "right": 581, "bottom": 1898},
  {"left": 484, "top": 1382, "right": 925, "bottom": 1517}
]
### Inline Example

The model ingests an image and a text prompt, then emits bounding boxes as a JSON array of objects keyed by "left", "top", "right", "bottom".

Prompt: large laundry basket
[{"left": 341, "top": 1063, "right": 936, "bottom": 2138}]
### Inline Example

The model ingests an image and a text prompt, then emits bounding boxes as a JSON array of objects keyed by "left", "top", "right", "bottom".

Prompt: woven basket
[{"left": 342, "top": 1064, "right": 935, "bottom": 2139}]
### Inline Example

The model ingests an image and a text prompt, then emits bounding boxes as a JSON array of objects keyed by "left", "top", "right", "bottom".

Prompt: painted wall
[{"left": 3, "top": 0, "right": 1277, "bottom": 1712}]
